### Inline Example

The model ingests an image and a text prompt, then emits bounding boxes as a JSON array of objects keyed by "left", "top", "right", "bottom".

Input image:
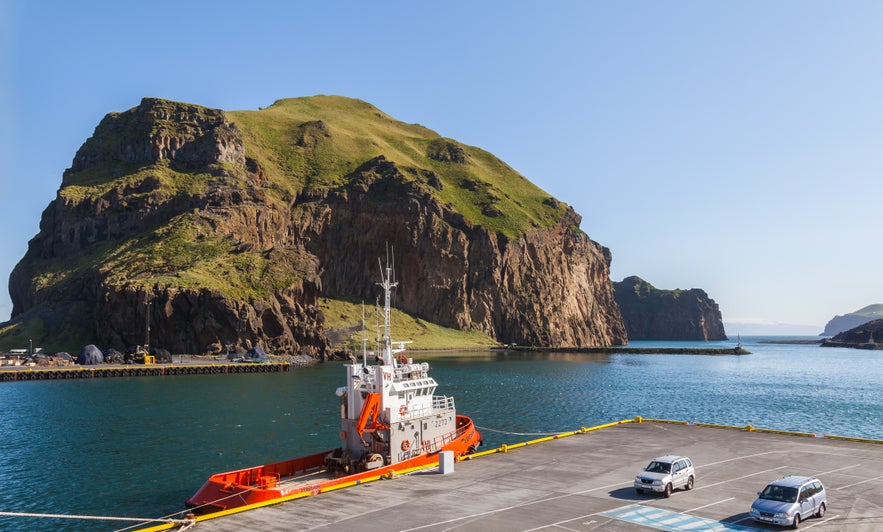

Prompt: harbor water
[{"left": 0, "top": 336, "right": 880, "bottom": 531}]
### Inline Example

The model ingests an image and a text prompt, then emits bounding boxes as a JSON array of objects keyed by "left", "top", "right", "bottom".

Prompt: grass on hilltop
[
  {"left": 228, "top": 95, "right": 565, "bottom": 238},
  {"left": 320, "top": 297, "right": 499, "bottom": 351}
]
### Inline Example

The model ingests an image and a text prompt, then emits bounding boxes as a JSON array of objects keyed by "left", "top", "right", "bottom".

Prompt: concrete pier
[{"left": 159, "top": 420, "right": 883, "bottom": 531}]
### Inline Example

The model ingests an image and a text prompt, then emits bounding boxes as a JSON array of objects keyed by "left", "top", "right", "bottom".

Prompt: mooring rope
[
  {"left": 475, "top": 425, "right": 568, "bottom": 436},
  {"left": 0, "top": 510, "right": 193, "bottom": 525}
]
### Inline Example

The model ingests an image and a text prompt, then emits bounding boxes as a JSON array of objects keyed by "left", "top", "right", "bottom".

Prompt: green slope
[{"left": 228, "top": 95, "right": 564, "bottom": 238}]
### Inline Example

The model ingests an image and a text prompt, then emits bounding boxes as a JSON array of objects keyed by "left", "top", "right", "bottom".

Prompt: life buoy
[
  {"left": 399, "top": 405, "right": 408, "bottom": 416},
  {"left": 401, "top": 440, "right": 411, "bottom": 451}
]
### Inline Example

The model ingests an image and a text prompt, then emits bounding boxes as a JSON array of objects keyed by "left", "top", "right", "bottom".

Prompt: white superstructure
[{"left": 326, "top": 261, "right": 460, "bottom": 472}]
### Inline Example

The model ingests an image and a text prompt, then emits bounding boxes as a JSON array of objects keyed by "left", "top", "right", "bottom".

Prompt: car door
[
  {"left": 672, "top": 460, "right": 684, "bottom": 488},
  {"left": 798, "top": 484, "right": 815, "bottom": 517}
]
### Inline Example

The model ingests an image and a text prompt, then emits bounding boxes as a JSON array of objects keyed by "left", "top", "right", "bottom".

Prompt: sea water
[{"left": 0, "top": 337, "right": 879, "bottom": 531}]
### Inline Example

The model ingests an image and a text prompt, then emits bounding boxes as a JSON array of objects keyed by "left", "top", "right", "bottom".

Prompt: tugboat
[{"left": 186, "top": 260, "right": 482, "bottom": 515}]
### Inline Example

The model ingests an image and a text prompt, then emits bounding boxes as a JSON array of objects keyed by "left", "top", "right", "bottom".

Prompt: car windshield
[
  {"left": 644, "top": 461, "right": 671, "bottom": 474},
  {"left": 760, "top": 485, "right": 799, "bottom": 503}
]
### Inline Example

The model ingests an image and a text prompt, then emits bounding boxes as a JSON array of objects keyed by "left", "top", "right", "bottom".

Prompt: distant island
[
  {"left": 820, "top": 304, "right": 883, "bottom": 336},
  {"left": 613, "top": 276, "right": 727, "bottom": 341},
  {"left": 821, "top": 319, "right": 883, "bottom": 350}
]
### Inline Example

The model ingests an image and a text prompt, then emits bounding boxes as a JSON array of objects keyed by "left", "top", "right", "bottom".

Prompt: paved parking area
[{"left": 188, "top": 422, "right": 883, "bottom": 531}]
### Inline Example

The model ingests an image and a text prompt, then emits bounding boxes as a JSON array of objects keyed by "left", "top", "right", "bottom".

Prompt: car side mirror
[{"left": 757, "top": 492, "right": 762, "bottom": 497}]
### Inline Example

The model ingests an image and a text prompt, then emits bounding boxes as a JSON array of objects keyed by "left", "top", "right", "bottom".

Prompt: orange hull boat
[
  {"left": 187, "top": 415, "right": 481, "bottom": 514},
  {"left": 187, "top": 258, "right": 483, "bottom": 515}
]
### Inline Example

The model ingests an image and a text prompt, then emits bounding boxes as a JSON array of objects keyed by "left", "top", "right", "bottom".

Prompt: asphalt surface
[{"left": 184, "top": 421, "right": 883, "bottom": 531}]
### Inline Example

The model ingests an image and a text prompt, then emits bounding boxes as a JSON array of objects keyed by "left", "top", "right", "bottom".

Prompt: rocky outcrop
[
  {"left": 820, "top": 304, "right": 883, "bottom": 336},
  {"left": 821, "top": 319, "right": 883, "bottom": 349},
  {"left": 5, "top": 96, "right": 627, "bottom": 354},
  {"left": 613, "top": 276, "right": 726, "bottom": 341},
  {"left": 302, "top": 156, "right": 625, "bottom": 347}
]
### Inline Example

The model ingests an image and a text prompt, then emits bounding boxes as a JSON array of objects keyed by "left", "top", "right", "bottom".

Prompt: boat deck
[{"left": 172, "top": 421, "right": 883, "bottom": 531}]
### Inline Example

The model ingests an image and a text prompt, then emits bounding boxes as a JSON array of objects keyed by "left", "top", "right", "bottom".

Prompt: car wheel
[
  {"left": 685, "top": 476, "right": 694, "bottom": 490},
  {"left": 816, "top": 503, "right": 825, "bottom": 518},
  {"left": 635, "top": 488, "right": 644, "bottom": 494},
  {"left": 663, "top": 483, "right": 672, "bottom": 498},
  {"left": 791, "top": 514, "right": 800, "bottom": 529}
]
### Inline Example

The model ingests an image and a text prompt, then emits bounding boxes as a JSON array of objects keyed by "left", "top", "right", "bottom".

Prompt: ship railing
[
  {"left": 431, "top": 395, "right": 455, "bottom": 412},
  {"left": 420, "top": 419, "right": 471, "bottom": 455},
  {"left": 402, "top": 402, "right": 432, "bottom": 419},
  {"left": 400, "top": 396, "right": 453, "bottom": 420}
]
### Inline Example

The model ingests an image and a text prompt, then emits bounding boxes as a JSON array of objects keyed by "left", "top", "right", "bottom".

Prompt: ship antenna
[
  {"left": 376, "top": 254, "right": 397, "bottom": 365},
  {"left": 361, "top": 301, "right": 368, "bottom": 368}
]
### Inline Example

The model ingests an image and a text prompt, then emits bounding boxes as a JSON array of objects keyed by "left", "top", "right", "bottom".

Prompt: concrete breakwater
[
  {"left": 510, "top": 346, "right": 751, "bottom": 355},
  {"left": 0, "top": 362, "right": 291, "bottom": 382}
]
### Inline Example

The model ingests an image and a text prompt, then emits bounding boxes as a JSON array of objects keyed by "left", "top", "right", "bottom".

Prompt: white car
[{"left": 634, "top": 455, "right": 695, "bottom": 497}]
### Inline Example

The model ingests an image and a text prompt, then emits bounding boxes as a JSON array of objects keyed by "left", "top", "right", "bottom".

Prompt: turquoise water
[{"left": 0, "top": 337, "right": 880, "bottom": 530}]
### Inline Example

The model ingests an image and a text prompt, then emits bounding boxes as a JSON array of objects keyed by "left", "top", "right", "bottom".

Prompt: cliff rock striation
[
  {"left": 4, "top": 96, "right": 626, "bottom": 354},
  {"left": 613, "top": 276, "right": 726, "bottom": 341}
]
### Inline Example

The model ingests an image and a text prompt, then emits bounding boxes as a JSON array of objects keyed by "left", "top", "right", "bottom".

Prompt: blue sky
[{"left": 2, "top": 1, "right": 881, "bottom": 335}]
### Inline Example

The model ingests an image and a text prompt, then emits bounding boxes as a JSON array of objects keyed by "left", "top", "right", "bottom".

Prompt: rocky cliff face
[
  {"left": 613, "top": 276, "right": 726, "bottom": 341},
  {"left": 301, "top": 156, "right": 625, "bottom": 347},
  {"left": 5, "top": 97, "right": 626, "bottom": 354}
]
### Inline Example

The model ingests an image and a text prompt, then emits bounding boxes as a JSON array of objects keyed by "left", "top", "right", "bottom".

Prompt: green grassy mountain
[{"left": 3, "top": 96, "right": 626, "bottom": 354}]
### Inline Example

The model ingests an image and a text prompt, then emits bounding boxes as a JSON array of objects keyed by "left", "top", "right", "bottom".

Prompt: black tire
[
  {"left": 663, "top": 483, "right": 673, "bottom": 498},
  {"left": 792, "top": 514, "right": 800, "bottom": 529},
  {"left": 635, "top": 487, "right": 644, "bottom": 494},
  {"left": 816, "top": 502, "right": 826, "bottom": 518},
  {"left": 685, "top": 476, "right": 694, "bottom": 490}
]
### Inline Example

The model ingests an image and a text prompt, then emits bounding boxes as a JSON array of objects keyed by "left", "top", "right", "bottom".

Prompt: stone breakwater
[{"left": 508, "top": 346, "right": 750, "bottom": 355}]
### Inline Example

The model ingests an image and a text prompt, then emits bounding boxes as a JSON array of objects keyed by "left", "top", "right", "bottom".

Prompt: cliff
[
  {"left": 3, "top": 96, "right": 627, "bottom": 354},
  {"left": 612, "top": 276, "right": 727, "bottom": 341},
  {"left": 821, "top": 318, "right": 883, "bottom": 349},
  {"left": 820, "top": 304, "right": 883, "bottom": 336}
]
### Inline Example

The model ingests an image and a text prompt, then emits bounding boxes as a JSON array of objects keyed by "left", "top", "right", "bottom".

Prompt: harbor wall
[{"left": 0, "top": 362, "right": 291, "bottom": 382}]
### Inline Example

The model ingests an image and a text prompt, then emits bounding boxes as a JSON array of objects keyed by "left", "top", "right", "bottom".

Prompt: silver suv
[
  {"left": 749, "top": 476, "right": 827, "bottom": 528},
  {"left": 634, "top": 455, "right": 695, "bottom": 497}
]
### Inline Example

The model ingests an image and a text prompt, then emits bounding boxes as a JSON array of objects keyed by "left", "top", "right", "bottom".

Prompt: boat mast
[
  {"left": 361, "top": 302, "right": 368, "bottom": 369},
  {"left": 377, "top": 257, "right": 397, "bottom": 366}
]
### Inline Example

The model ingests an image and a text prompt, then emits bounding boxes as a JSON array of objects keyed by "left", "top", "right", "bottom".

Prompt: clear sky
[{"left": 2, "top": 1, "right": 881, "bottom": 335}]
